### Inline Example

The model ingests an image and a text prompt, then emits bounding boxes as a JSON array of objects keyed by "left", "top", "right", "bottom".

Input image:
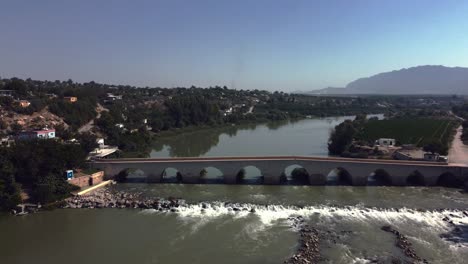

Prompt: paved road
[{"left": 449, "top": 125, "right": 468, "bottom": 165}]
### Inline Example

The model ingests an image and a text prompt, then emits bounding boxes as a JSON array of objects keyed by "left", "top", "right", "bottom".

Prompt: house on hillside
[
  {"left": 375, "top": 138, "right": 396, "bottom": 147},
  {"left": 17, "top": 128, "right": 56, "bottom": 140},
  {"left": 18, "top": 100, "right": 31, "bottom": 108},
  {"left": 45, "top": 93, "right": 57, "bottom": 99},
  {"left": 96, "top": 138, "right": 105, "bottom": 146},
  {"left": 0, "top": 90, "right": 14, "bottom": 97},
  {"left": 64, "top": 96, "right": 78, "bottom": 103},
  {"left": 106, "top": 93, "right": 122, "bottom": 101}
]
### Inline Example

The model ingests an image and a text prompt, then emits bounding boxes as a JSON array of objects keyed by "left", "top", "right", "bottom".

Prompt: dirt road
[
  {"left": 78, "top": 103, "right": 107, "bottom": 133},
  {"left": 448, "top": 126, "right": 468, "bottom": 165}
]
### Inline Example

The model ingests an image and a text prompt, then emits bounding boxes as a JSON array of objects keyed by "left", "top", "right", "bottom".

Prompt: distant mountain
[
  {"left": 308, "top": 65, "right": 468, "bottom": 95},
  {"left": 304, "top": 87, "right": 347, "bottom": 95}
]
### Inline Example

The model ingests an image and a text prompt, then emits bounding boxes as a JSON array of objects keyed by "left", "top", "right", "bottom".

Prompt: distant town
[{"left": 1, "top": 76, "right": 468, "bottom": 214}]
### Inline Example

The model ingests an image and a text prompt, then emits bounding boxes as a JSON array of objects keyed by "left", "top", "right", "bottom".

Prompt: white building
[
  {"left": 96, "top": 138, "right": 105, "bottom": 146},
  {"left": 375, "top": 138, "right": 396, "bottom": 147}
]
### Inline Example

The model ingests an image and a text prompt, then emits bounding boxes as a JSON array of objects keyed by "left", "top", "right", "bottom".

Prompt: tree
[
  {"left": 423, "top": 140, "right": 447, "bottom": 155},
  {"left": 328, "top": 120, "right": 357, "bottom": 155},
  {"left": 32, "top": 173, "right": 78, "bottom": 203},
  {"left": 77, "top": 133, "right": 98, "bottom": 153},
  {"left": 0, "top": 148, "right": 21, "bottom": 210},
  {"left": 5, "top": 79, "right": 28, "bottom": 97},
  {"left": 0, "top": 174, "right": 22, "bottom": 210},
  {"left": 11, "top": 123, "right": 22, "bottom": 134},
  {"left": 0, "top": 120, "right": 7, "bottom": 130},
  {"left": 54, "top": 124, "right": 72, "bottom": 140},
  {"left": 8, "top": 140, "right": 86, "bottom": 205}
]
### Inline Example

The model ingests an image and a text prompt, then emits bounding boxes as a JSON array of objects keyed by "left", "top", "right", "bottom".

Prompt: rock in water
[
  {"left": 284, "top": 224, "right": 321, "bottom": 264},
  {"left": 380, "top": 225, "right": 428, "bottom": 263}
]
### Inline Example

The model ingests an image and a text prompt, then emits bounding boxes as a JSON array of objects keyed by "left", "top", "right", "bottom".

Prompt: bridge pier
[
  {"left": 308, "top": 174, "right": 327, "bottom": 185},
  {"left": 179, "top": 170, "right": 200, "bottom": 184},
  {"left": 263, "top": 175, "right": 281, "bottom": 185},
  {"left": 146, "top": 172, "right": 162, "bottom": 183},
  {"left": 221, "top": 168, "right": 240, "bottom": 184},
  {"left": 350, "top": 176, "right": 367, "bottom": 186}
]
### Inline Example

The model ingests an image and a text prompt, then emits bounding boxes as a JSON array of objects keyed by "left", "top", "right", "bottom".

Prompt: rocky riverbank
[{"left": 64, "top": 188, "right": 185, "bottom": 211}]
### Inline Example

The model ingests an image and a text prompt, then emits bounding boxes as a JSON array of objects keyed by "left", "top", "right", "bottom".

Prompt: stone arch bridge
[{"left": 91, "top": 156, "right": 468, "bottom": 186}]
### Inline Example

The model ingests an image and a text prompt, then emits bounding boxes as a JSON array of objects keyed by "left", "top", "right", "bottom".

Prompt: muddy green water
[{"left": 1, "top": 115, "right": 467, "bottom": 264}]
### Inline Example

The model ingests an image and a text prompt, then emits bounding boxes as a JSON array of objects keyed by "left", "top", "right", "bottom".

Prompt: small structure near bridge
[{"left": 375, "top": 138, "right": 396, "bottom": 147}]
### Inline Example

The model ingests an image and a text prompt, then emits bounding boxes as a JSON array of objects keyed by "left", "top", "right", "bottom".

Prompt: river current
[{"left": 1, "top": 115, "right": 467, "bottom": 263}]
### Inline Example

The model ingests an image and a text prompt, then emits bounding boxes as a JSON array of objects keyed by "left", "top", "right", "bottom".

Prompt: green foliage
[
  {"left": 12, "top": 140, "right": 87, "bottom": 184},
  {"left": 48, "top": 97, "right": 97, "bottom": 129},
  {"left": 32, "top": 174, "right": 79, "bottom": 203},
  {"left": 77, "top": 133, "right": 98, "bottom": 153},
  {"left": 165, "top": 95, "right": 222, "bottom": 127},
  {"left": 0, "top": 95, "right": 14, "bottom": 107},
  {"left": 10, "top": 123, "right": 22, "bottom": 134},
  {"left": 0, "top": 149, "right": 21, "bottom": 210},
  {"left": 328, "top": 120, "right": 357, "bottom": 155},
  {"left": 115, "top": 169, "right": 129, "bottom": 183},
  {"left": 54, "top": 124, "right": 72, "bottom": 140},
  {"left": 0, "top": 140, "right": 88, "bottom": 207},
  {"left": 5, "top": 79, "right": 28, "bottom": 97},
  {"left": 423, "top": 140, "right": 447, "bottom": 155},
  {"left": 356, "top": 118, "right": 456, "bottom": 150}
]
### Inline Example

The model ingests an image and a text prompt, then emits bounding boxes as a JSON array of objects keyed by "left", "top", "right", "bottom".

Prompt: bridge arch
[
  {"left": 367, "top": 169, "right": 392, "bottom": 186},
  {"left": 236, "top": 166, "right": 264, "bottom": 184},
  {"left": 161, "top": 167, "right": 183, "bottom": 183},
  {"left": 436, "top": 172, "right": 463, "bottom": 188},
  {"left": 199, "top": 167, "right": 224, "bottom": 184},
  {"left": 327, "top": 167, "right": 353, "bottom": 185},
  {"left": 282, "top": 165, "right": 310, "bottom": 185},
  {"left": 406, "top": 170, "right": 426, "bottom": 186},
  {"left": 115, "top": 168, "right": 147, "bottom": 183}
]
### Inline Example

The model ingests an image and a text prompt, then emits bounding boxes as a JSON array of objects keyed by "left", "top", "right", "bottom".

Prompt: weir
[{"left": 90, "top": 156, "right": 468, "bottom": 187}]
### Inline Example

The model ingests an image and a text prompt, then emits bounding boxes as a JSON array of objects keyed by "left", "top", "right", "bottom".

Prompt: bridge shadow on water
[
  {"left": 199, "top": 178, "right": 224, "bottom": 184},
  {"left": 125, "top": 177, "right": 147, "bottom": 183}
]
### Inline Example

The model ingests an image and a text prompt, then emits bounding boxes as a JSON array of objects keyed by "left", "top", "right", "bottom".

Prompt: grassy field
[{"left": 357, "top": 118, "right": 457, "bottom": 147}]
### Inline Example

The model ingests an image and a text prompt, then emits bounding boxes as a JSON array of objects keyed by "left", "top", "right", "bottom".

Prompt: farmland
[{"left": 356, "top": 118, "right": 458, "bottom": 147}]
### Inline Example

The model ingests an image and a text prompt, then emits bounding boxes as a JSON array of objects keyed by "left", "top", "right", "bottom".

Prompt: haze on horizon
[{"left": 1, "top": 0, "right": 468, "bottom": 92}]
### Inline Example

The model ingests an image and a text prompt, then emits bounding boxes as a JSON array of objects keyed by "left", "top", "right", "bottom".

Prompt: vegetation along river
[{"left": 1, "top": 115, "right": 467, "bottom": 264}]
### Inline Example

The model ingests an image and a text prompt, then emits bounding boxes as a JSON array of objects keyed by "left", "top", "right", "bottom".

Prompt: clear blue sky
[{"left": 1, "top": 0, "right": 468, "bottom": 91}]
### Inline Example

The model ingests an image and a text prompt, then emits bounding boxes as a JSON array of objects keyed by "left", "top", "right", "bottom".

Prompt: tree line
[{"left": 0, "top": 140, "right": 89, "bottom": 211}]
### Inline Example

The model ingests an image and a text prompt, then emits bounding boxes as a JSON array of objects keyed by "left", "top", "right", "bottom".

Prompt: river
[{"left": 1, "top": 115, "right": 467, "bottom": 264}]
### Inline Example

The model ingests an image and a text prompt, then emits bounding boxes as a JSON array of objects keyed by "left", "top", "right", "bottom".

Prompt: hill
[{"left": 308, "top": 65, "right": 468, "bottom": 95}]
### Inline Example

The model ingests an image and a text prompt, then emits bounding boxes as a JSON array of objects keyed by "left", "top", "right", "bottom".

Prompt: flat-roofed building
[{"left": 17, "top": 128, "right": 56, "bottom": 140}]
